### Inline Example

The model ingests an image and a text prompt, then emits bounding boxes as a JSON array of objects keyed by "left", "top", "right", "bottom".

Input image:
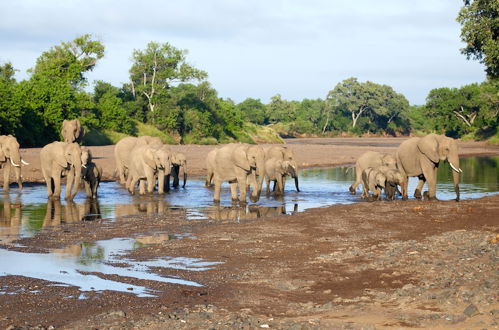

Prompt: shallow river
[{"left": 0, "top": 156, "right": 497, "bottom": 297}]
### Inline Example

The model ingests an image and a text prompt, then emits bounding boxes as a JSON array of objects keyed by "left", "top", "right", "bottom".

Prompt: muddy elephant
[
  {"left": 0, "top": 135, "right": 28, "bottom": 191},
  {"left": 127, "top": 145, "right": 172, "bottom": 195},
  {"left": 40, "top": 142, "right": 83, "bottom": 200},
  {"left": 265, "top": 146, "right": 299, "bottom": 193},
  {"left": 349, "top": 151, "right": 397, "bottom": 195},
  {"left": 211, "top": 143, "right": 262, "bottom": 203},
  {"left": 61, "top": 119, "right": 85, "bottom": 144},
  {"left": 264, "top": 158, "right": 299, "bottom": 195},
  {"left": 397, "top": 134, "right": 461, "bottom": 201},
  {"left": 361, "top": 167, "right": 386, "bottom": 200},
  {"left": 81, "top": 147, "right": 102, "bottom": 199}
]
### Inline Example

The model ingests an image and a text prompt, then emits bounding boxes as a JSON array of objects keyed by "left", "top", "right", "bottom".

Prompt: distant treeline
[{"left": 0, "top": 35, "right": 497, "bottom": 147}]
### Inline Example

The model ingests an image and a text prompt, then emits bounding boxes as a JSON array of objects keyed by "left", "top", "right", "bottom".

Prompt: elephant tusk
[
  {"left": 82, "top": 164, "right": 87, "bottom": 168},
  {"left": 10, "top": 158, "right": 20, "bottom": 167},
  {"left": 21, "top": 159, "right": 29, "bottom": 165},
  {"left": 449, "top": 162, "right": 462, "bottom": 173}
]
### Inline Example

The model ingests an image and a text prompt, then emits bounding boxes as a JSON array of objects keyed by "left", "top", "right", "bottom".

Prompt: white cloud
[{"left": 0, "top": 0, "right": 486, "bottom": 105}]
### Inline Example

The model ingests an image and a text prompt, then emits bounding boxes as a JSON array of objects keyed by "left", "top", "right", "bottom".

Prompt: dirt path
[{"left": 1, "top": 137, "right": 498, "bottom": 329}]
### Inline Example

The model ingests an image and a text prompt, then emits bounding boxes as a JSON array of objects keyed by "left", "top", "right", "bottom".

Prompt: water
[{"left": 0, "top": 156, "right": 497, "bottom": 297}]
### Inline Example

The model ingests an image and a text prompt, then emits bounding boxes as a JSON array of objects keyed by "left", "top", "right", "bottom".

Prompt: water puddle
[{"left": 0, "top": 156, "right": 497, "bottom": 297}]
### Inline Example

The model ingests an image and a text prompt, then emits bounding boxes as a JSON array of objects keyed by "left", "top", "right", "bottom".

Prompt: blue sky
[{"left": 0, "top": 0, "right": 486, "bottom": 105}]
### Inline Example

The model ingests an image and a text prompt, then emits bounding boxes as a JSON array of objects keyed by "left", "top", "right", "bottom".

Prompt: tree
[
  {"left": 236, "top": 98, "right": 267, "bottom": 125},
  {"left": 0, "top": 62, "right": 22, "bottom": 135},
  {"left": 266, "top": 94, "right": 296, "bottom": 123},
  {"left": 129, "top": 42, "right": 207, "bottom": 116},
  {"left": 326, "top": 77, "right": 409, "bottom": 130},
  {"left": 457, "top": 0, "right": 499, "bottom": 79}
]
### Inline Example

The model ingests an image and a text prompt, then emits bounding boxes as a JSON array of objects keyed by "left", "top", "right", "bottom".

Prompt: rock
[
  {"left": 107, "top": 310, "right": 126, "bottom": 318},
  {"left": 463, "top": 304, "right": 479, "bottom": 317}
]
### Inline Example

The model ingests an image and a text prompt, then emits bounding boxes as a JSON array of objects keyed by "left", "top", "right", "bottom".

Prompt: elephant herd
[
  {"left": 0, "top": 125, "right": 461, "bottom": 205},
  {"left": 349, "top": 133, "right": 462, "bottom": 202}
]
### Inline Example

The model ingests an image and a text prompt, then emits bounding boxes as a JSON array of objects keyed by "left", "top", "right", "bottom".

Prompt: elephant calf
[
  {"left": 361, "top": 167, "right": 386, "bottom": 201},
  {"left": 81, "top": 147, "right": 102, "bottom": 199}
]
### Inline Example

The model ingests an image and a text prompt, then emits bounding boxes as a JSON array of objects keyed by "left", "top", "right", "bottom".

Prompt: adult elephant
[
  {"left": 265, "top": 146, "right": 299, "bottom": 193},
  {"left": 126, "top": 145, "right": 172, "bottom": 195},
  {"left": 349, "top": 151, "right": 397, "bottom": 195},
  {"left": 396, "top": 133, "right": 461, "bottom": 201},
  {"left": 40, "top": 142, "right": 83, "bottom": 200},
  {"left": 61, "top": 119, "right": 85, "bottom": 144},
  {"left": 211, "top": 143, "right": 261, "bottom": 203},
  {"left": 0, "top": 135, "right": 29, "bottom": 191},
  {"left": 114, "top": 136, "right": 139, "bottom": 184}
]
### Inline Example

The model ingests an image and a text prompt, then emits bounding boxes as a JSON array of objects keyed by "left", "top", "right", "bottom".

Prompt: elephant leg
[
  {"left": 237, "top": 174, "right": 248, "bottom": 204},
  {"left": 414, "top": 175, "right": 425, "bottom": 199},
  {"left": 52, "top": 171, "right": 62, "bottom": 199},
  {"left": 42, "top": 170, "right": 53, "bottom": 197},
  {"left": 84, "top": 181, "right": 92, "bottom": 198},
  {"left": 213, "top": 178, "right": 222, "bottom": 203},
  {"left": 421, "top": 159, "right": 437, "bottom": 200},
  {"left": 265, "top": 177, "right": 271, "bottom": 195},
  {"left": 13, "top": 165, "right": 22, "bottom": 189},
  {"left": 157, "top": 170, "right": 165, "bottom": 194},
  {"left": 164, "top": 174, "right": 171, "bottom": 192},
  {"left": 172, "top": 165, "right": 180, "bottom": 188},
  {"left": 401, "top": 176, "right": 409, "bottom": 200},
  {"left": 139, "top": 179, "right": 147, "bottom": 195},
  {"left": 230, "top": 182, "right": 238, "bottom": 202},
  {"left": 65, "top": 169, "right": 75, "bottom": 200},
  {"left": 349, "top": 167, "right": 362, "bottom": 194},
  {"left": 3, "top": 162, "right": 10, "bottom": 191},
  {"left": 275, "top": 176, "right": 284, "bottom": 196}
]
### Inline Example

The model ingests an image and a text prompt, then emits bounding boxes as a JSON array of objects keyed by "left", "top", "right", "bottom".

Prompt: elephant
[
  {"left": 397, "top": 133, "right": 461, "bottom": 201},
  {"left": 40, "top": 142, "right": 83, "bottom": 200},
  {"left": 115, "top": 136, "right": 165, "bottom": 185},
  {"left": 361, "top": 167, "right": 386, "bottom": 201},
  {"left": 265, "top": 146, "right": 299, "bottom": 193},
  {"left": 126, "top": 145, "right": 172, "bottom": 195},
  {"left": 81, "top": 147, "right": 102, "bottom": 199},
  {"left": 0, "top": 135, "right": 29, "bottom": 191},
  {"left": 114, "top": 136, "right": 139, "bottom": 184},
  {"left": 211, "top": 143, "right": 262, "bottom": 203},
  {"left": 168, "top": 151, "right": 187, "bottom": 189},
  {"left": 61, "top": 119, "right": 85, "bottom": 144},
  {"left": 264, "top": 158, "right": 299, "bottom": 195},
  {"left": 375, "top": 165, "right": 404, "bottom": 200},
  {"left": 349, "top": 151, "right": 397, "bottom": 195}
]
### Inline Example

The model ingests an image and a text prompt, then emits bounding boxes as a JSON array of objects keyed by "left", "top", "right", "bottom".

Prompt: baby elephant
[
  {"left": 361, "top": 167, "right": 386, "bottom": 201},
  {"left": 81, "top": 147, "right": 102, "bottom": 199},
  {"left": 379, "top": 166, "right": 404, "bottom": 200}
]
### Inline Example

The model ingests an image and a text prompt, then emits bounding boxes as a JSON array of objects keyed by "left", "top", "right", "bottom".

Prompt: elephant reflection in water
[
  {"left": 206, "top": 204, "right": 298, "bottom": 221},
  {"left": 0, "top": 194, "right": 22, "bottom": 244},
  {"left": 43, "top": 199, "right": 101, "bottom": 227},
  {"left": 114, "top": 198, "right": 170, "bottom": 218}
]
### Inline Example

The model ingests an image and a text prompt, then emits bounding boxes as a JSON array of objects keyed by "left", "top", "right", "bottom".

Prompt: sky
[{"left": 0, "top": 0, "right": 486, "bottom": 105}]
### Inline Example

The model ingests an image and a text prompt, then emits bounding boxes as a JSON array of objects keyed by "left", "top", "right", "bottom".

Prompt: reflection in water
[
  {"left": 204, "top": 204, "right": 298, "bottom": 221},
  {"left": 43, "top": 199, "right": 102, "bottom": 228},
  {"left": 114, "top": 197, "right": 171, "bottom": 218}
]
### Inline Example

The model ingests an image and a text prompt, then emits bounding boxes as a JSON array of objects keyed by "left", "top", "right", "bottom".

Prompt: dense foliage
[
  {"left": 0, "top": 0, "right": 498, "bottom": 149},
  {"left": 457, "top": 0, "right": 499, "bottom": 79}
]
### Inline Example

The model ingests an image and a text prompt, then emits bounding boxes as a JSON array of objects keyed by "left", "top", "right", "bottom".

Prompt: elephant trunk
[
  {"left": 289, "top": 164, "right": 300, "bottom": 192},
  {"left": 11, "top": 150, "right": 23, "bottom": 188},
  {"left": 449, "top": 154, "right": 460, "bottom": 201},
  {"left": 294, "top": 176, "right": 300, "bottom": 192}
]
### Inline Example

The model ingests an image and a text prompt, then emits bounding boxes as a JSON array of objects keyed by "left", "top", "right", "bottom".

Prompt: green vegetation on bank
[{"left": 0, "top": 1, "right": 497, "bottom": 146}]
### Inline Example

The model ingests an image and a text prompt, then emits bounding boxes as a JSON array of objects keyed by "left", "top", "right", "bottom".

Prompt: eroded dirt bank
[{"left": 0, "top": 137, "right": 498, "bottom": 329}]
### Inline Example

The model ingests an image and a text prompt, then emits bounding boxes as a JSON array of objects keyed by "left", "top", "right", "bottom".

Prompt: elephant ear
[
  {"left": 417, "top": 134, "right": 440, "bottom": 164},
  {"left": 233, "top": 147, "right": 251, "bottom": 172},
  {"left": 0, "top": 147, "right": 5, "bottom": 162},
  {"left": 144, "top": 148, "right": 157, "bottom": 169}
]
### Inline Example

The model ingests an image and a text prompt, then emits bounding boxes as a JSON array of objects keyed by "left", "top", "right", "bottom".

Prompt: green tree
[
  {"left": 93, "top": 81, "right": 136, "bottom": 134},
  {"left": 236, "top": 98, "right": 267, "bottom": 125},
  {"left": 327, "top": 77, "right": 409, "bottom": 131},
  {"left": 457, "top": 0, "right": 499, "bottom": 79},
  {"left": 266, "top": 94, "right": 296, "bottom": 123},
  {"left": 0, "top": 63, "right": 22, "bottom": 135},
  {"left": 129, "top": 42, "right": 207, "bottom": 117}
]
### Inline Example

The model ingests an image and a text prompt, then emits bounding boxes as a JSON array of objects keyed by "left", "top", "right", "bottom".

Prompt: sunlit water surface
[{"left": 0, "top": 156, "right": 497, "bottom": 297}]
